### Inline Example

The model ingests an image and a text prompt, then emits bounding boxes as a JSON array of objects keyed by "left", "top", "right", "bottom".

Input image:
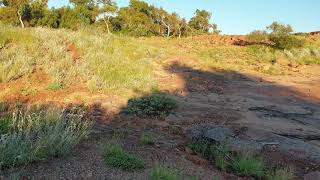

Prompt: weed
[
  {"left": 150, "top": 164, "right": 180, "bottom": 180},
  {"left": 187, "top": 140, "right": 230, "bottom": 171},
  {"left": 102, "top": 143, "right": 145, "bottom": 171},
  {"left": 47, "top": 81, "right": 65, "bottom": 91},
  {"left": 123, "top": 94, "right": 177, "bottom": 117},
  {"left": 112, "top": 129, "right": 130, "bottom": 140},
  {"left": 232, "top": 153, "right": 265, "bottom": 178},
  {"left": 139, "top": 132, "right": 157, "bottom": 145},
  {"left": 213, "top": 145, "right": 230, "bottom": 171},
  {"left": 267, "top": 167, "right": 295, "bottom": 180}
]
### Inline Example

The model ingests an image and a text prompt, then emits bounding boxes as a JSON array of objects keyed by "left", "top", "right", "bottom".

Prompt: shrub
[
  {"left": 0, "top": 108, "right": 91, "bottom": 168},
  {"left": 246, "top": 30, "right": 269, "bottom": 43},
  {"left": 139, "top": 132, "right": 157, "bottom": 145},
  {"left": 232, "top": 153, "right": 265, "bottom": 178},
  {"left": 123, "top": 94, "right": 177, "bottom": 117},
  {"left": 102, "top": 143, "right": 145, "bottom": 171},
  {"left": 150, "top": 164, "right": 180, "bottom": 180},
  {"left": 270, "top": 34, "right": 305, "bottom": 50}
]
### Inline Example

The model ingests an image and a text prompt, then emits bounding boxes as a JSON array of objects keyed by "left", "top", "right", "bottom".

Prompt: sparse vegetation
[
  {"left": 267, "top": 167, "right": 295, "bottom": 180},
  {"left": 123, "top": 94, "right": 177, "bottom": 117},
  {"left": 246, "top": 30, "right": 269, "bottom": 43},
  {"left": 232, "top": 153, "right": 265, "bottom": 178},
  {"left": 187, "top": 140, "right": 270, "bottom": 178},
  {"left": 102, "top": 143, "right": 145, "bottom": 171},
  {"left": 0, "top": 107, "right": 91, "bottom": 168},
  {"left": 139, "top": 132, "right": 157, "bottom": 145},
  {"left": 47, "top": 81, "right": 65, "bottom": 91},
  {"left": 150, "top": 164, "right": 180, "bottom": 180},
  {"left": 0, "top": 1, "right": 318, "bottom": 178}
]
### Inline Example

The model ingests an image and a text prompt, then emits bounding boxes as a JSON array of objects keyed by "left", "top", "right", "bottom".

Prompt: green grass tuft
[
  {"left": 150, "top": 164, "right": 180, "bottom": 180},
  {"left": 267, "top": 167, "right": 295, "bottom": 180},
  {"left": 102, "top": 143, "right": 145, "bottom": 171},
  {"left": 232, "top": 153, "right": 265, "bottom": 178},
  {"left": 139, "top": 132, "right": 157, "bottom": 145},
  {"left": 47, "top": 81, "right": 65, "bottom": 91}
]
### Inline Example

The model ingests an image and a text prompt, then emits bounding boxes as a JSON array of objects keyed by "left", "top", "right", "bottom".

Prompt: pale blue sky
[{"left": 48, "top": 0, "right": 320, "bottom": 35}]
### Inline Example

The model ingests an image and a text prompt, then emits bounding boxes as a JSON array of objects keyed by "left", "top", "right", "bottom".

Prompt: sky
[{"left": 48, "top": 0, "right": 320, "bottom": 35}]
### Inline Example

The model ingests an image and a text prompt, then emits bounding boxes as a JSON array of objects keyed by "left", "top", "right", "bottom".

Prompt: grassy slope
[{"left": 0, "top": 25, "right": 320, "bottom": 104}]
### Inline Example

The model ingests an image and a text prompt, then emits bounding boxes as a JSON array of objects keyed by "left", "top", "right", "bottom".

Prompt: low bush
[
  {"left": 270, "top": 34, "right": 305, "bottom": 50},
  {"left": 123, "top": 94, "right": 177, "bottom": 117},
  {"left": 246, "top": 30, "right": 269, "bottom": 43},
  {"left": 102, "top": 143, "right": 145, "bottom": 171},
  {"left": 0, "top": 107, "right": 91, "bottom": 168},
  {"left": 150, "top": 164, "right": 180, "bottom": 180}
]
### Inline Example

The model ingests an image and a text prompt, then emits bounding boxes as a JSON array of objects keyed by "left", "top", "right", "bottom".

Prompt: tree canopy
[{"left": 0, "top": 0, "right": 220, "bottom": 37}]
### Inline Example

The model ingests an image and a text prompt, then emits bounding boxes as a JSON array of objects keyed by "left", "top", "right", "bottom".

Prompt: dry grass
[{"left": 0, "top": 24, "right": 319, "bottom": 102}]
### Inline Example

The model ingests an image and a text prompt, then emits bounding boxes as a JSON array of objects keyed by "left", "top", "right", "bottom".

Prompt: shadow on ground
[{"left": 1, "top": 62, "right": 320, "bottom": 179}]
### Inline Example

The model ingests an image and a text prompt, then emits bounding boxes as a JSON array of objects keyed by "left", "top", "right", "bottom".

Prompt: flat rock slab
[
  {"left": 187, "top": 123, "right": 320, "bottom": 163},
  {"left": 186, "top": 124, "right": 263, "bottom": 153}
]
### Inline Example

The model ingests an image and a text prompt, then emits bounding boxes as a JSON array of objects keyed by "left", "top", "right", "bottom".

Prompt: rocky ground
[{"left": 2, "top": 61, "right": 320, "bottom": 179}]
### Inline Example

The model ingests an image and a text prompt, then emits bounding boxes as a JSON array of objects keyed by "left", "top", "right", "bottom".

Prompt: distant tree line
[{"left": 0, "top": 0, "right": 220, "bottom": 37}]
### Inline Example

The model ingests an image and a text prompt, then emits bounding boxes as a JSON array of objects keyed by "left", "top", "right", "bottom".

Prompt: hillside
[{"left": 1, "top": 25, "right": 320, "bottom": 179}]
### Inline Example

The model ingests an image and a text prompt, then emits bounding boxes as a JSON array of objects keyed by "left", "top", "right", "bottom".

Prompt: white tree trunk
[
  {"left": 161, "top": 16, "right": 170, "bottom": 37},
  {"left": 178, "top": 25, "right": 182, "bottom": 38},
  {"left": 103, "top": 15, "right": 111, "bottom": 34},
  {"left": 17, "top": 10, "right": 24, "bottom": 28}
]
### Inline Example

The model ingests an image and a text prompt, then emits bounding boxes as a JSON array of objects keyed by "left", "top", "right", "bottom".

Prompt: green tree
[
  {"left": 29, "top": 0, "right": 48, "bottom": 26},
  {"left": 70, "top": 0, "right": 99, "bottom": 26},
  {"left": 267, "top": 21, "right": 293, "bottom": 34},
  {"left": 116, "top": 0, "right": 155, "bottom": 36},
  {"left": 0, "top": 0, "right": 31, "bottom": 28},
  {"left": 38, "top": 7, "right": 60, "bottom": 28},
  {"left": 266, "top": 22, "right": 304, "bottom": 49},
  {"left": 188, "top": 9, "right": 218, "bottom": 34},
  {"left": 97, "top": 0, "right": 117, "bottom": 34},
  {"left": 58, "top": 7, "right": 80, "bottom": 30}
]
